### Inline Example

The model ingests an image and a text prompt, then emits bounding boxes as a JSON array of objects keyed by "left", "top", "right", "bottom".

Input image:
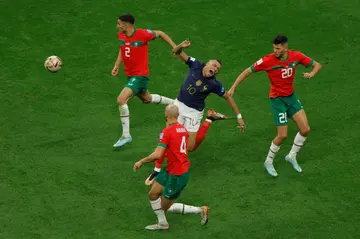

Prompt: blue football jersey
[{"left": 177, "top": 57, "right": 225, "bottom": 111}]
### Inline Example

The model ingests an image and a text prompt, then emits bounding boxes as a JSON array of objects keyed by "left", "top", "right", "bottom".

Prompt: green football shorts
[
  {"left": 125, "top": 76, "right": 149, "bottom": 95},
  {"left": 155, "top": 169, "right": 190, "bottom": 200},
  {"left": 270, "top": 92, "right": 303, "bottom": 126}
]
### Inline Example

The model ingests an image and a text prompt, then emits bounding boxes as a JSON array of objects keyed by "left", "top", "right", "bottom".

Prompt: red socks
[{"left": 193, "top": 119, "right": 212, "bottom": 151}]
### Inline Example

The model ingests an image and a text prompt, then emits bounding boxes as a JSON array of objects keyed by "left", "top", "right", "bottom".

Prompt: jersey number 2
[
  {"left": 180, "top": 136, "right": 187, "bottom": 154},
  {"left": 281, "top": 68, "right": 293, "bottom": 79},
  {"left": 125, "top": 47, "right": 130, "bottom": 57}
]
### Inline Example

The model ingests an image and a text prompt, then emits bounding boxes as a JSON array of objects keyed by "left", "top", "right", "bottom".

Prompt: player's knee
[
  {"left": 141, "top": 94, "right": 152, "bottom": 104},
  {"left": 142, "top": 98, "right": 151, "bottom": 104},
  {"left": 277, "top": 134, "right": 287, "bottom": 142},
  {"left": 117, "top": 96, "right": 126, "bottom": 106},
  {"left": 148, "top": 191, "right": 160, "bottom": 201},
  {"left": 300, "top": 126, "right": 311, "bottom": 136}
]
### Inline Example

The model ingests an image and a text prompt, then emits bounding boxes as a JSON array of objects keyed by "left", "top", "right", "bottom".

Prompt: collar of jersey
[
  {"left": 126, "top": 28, "right": 137, "bottom": 38},
  {"left": 278, "top": 51, "right": 289, "bottom": 62}
]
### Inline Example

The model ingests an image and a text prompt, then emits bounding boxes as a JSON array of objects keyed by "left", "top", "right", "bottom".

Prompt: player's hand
[
  {"left": 237, "top": 118, "right": 245, "bottom": 132},
  {"left": 180, "top": 40, "right": 191, "bottom": 48},
  {"left": 172, "top": 40, "right": 191, "bottom": 55},
  {"left": 111, "top": 65, "right": 119, "bottom": 76},
  {"left": 228, "top": 87, "right": 235, "bottom": 96},
  {"left": 303, "top": 72, "right": 314, "bottom": 79},
  {"left": 133, "top": 161, "right": 143, "bottom": 172}
]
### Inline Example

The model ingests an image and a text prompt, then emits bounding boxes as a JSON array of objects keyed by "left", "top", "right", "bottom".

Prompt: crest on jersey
[
  {"left": 159, "top": 133, "right": 164, "bottom": 139},
  {"left": 200, "top": 85, "right": 208, "bottom": 92},
  {"left": 196, "top": 80, "right": 202, "bottom": 86}
]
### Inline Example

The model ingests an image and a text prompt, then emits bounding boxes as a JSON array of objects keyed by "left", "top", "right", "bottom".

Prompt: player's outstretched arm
[
  {"left": 228, "top": 67, "right": 253, "bottom": 96},
  {"left": 303, "top": 61, "right": 322, "bottom": 78},
  {"left": 133, "top": 146, "right": 166, "bottom": 172},
  {"left": 223, "top": 92, "right": 245, "bottom": 132},
  {"left": 154, "top": 30, "right": 177, "bottom": 49},
  {"left": 111, "top": 48, "right": 123, "bottom": 76},
  {"left": 172, "top": 40, "right": 191, "bottom": 62}
]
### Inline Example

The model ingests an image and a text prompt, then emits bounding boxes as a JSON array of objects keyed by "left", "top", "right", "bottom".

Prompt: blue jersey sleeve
[
  {"left": 185, "top": 56, "right": 203, "bottom": 69},
  {"left": 212, "top": 80, "right": 226, "bottom": 96}
]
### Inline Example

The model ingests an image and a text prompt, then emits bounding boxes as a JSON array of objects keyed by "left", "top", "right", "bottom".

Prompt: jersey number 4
[
  {"left": 180, "top": 136, "right": 187, "bottom": 154},
  {"left": 125, "top": 47, "right": 130, "bottom": 57},
  {"left": 281, "top": 68, "right": 293, "bottom": 79}
]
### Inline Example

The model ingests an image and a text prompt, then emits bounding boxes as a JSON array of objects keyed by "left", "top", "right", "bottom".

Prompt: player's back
[
  {"left": 163, "top": 122, "right": 190, "bottom": 175},
  {"left": 117, "top": 28, "right": 156, "bottom": 77}
]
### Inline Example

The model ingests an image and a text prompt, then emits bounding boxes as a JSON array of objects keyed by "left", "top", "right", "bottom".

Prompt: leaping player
[
  {"left": 145, "top": 40, "right": 246, "bottom": 184},
  {"left": 112, "top": 14, "right": 177, "bottom": 148}
]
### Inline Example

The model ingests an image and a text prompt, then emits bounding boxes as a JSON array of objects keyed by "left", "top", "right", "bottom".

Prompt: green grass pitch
[{"left": 1, "top": 0, "right": 360, "bottom": 238}]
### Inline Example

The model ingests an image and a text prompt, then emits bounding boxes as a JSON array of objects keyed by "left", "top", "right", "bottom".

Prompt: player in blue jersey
[{"left": 144, "top": 40, "right": 246, "bottom": 185}]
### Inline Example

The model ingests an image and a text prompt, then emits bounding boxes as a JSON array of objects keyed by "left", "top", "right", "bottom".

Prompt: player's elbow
[
  {"left": 317, "top": 62, "right": 322, "bottom": 70},
  {"left": 314, "top": 61, "right": 322, "bottom": 70},
  {"left": 154, "top": 152, "right": 162, "bottom": 159}
]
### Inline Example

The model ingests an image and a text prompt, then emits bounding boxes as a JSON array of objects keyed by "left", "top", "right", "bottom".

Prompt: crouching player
[{"left": 133, "top": 104, "right": 209, "bottom": 230}]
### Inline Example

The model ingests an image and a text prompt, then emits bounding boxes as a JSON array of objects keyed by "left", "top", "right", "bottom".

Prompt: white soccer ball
[{"left": 44, "top": 55, "right": 63, "bottom": 72}]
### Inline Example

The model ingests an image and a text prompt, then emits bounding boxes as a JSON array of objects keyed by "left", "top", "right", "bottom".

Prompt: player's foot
[
  {"left": 145, "top": 223, "right": 169, "bottom": 231},
  {"left": 285, "top": 154, "right": 302, "bottom": 172},
  {"left": 264, "top": 161, "right": 278, "bottom": 177},
  {"left": 113, "top": 136, "right": 132, "bottom": 148},
  {"left": 207, "top": 109, "right": 227, "bottom": 122},
  {"left": 145, "top": 170, "right": 160, "bottom": 186},
  {"left": 200, "top": 206, "right": 210, "bottom": 225}
]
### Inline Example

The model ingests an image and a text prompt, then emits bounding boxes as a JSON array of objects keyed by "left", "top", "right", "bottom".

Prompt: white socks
[
  {"left": 265, "top": 132, "right": 307, "bottom": 164},
  {"left": 167, "top": 203, "right": 201, "bottom": 214},
  {"left": 289, "top": 132, "right": 307, "bottom": 158},
  {"left": 150, "top": 94, "right": 174, "bottom": 104},
  {"left": 118, "top": 95, "right": 173, "bottom": 138},
  {"left": 265, "top": 142, "right": 280, "bottom": 164},
  {"left": 119, "top": 104, "right": 130, "bottom": 137},
  {"left": 150, "top": 198, "right": 168, "bottom": 225}
]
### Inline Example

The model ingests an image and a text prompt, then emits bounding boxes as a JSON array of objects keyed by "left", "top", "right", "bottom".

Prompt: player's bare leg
[
  {"left": 114, "top": 87, "right": 133, "bottom": 148},
  {"left": 188, "top": 109, "right": 227, "bottom": 152},
  {"left": 167, "top": 202, "right": 210, "bottom": 225},
  {"left": 264, "top": 125, "right": 288, "bottom": 177},
  {"left": 137, "top": 90, "right": 174, "bottom": 105},
  {"left": 285, "top": 109, "right": 311, "bottom": 172},
  {"left": 146, "top": 181, "right": 169, "bottom": 230}
]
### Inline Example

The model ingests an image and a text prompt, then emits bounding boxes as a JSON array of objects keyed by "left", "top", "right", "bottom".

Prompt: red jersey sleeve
[
  {"left": 138, "top": 29, "right": 156, "bottom": 43},
  {"left": 158, "top": 128, "right": 171, "bottom": 148},
  {"left": 250, "top": 55, "right": 272, "bottom": 72},
  {"left": 297, "top": 51, "right": 314, "bottom": 67}
]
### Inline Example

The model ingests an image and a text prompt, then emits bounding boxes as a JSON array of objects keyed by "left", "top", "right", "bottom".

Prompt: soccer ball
[{"left": 44, "top": 55, "right": 63, "bottom": 72}]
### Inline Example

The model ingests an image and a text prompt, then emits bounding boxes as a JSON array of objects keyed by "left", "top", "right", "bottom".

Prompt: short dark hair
[
  {"left": 119, "top": 14, "right": 135, "bottom": 24},
  {"left": 215, "top": 59, "right": 222, "bottom": 65},
  {"left": 272, "top": 34, "right": 288, "bottom": 45}
]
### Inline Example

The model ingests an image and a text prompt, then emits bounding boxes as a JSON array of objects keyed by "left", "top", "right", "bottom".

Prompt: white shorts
[{"left": 174, "top": 99, "right": 204, "bottom": 132}]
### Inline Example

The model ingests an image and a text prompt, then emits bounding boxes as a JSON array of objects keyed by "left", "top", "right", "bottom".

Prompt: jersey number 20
[
  {"left": 180, "top": 136, "right": 187, "bottom": 154},
  {"left": 281, "top": 68, "right": 293, "bottom": 79},
  {"left": 125, "top": 47, "right": 130, "bottom": 57}
]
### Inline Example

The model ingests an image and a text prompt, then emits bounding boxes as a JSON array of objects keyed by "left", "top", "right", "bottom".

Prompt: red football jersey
[
  {"left": 158, "top": 122, "right": 190, "bottom": 175},
  {"left": 117, "top": 28, "right": 156, "bottom": 77},
  {"left": 250, "top": 50, "right": 314, "bottom": 98}
]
